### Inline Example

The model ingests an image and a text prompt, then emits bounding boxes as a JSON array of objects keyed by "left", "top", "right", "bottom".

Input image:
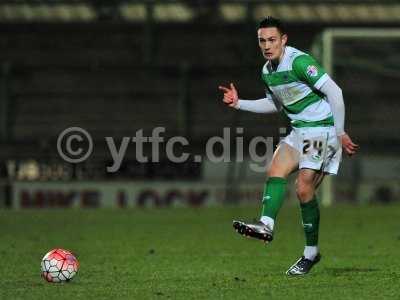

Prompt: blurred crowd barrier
[{"left": 2, "top": 155, "right": 399, "bottom": 208}]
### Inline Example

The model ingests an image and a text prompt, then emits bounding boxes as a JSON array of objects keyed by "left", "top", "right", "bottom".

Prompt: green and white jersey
[{"left": 262, "top": 46, "right": 333, "bottom": 128}]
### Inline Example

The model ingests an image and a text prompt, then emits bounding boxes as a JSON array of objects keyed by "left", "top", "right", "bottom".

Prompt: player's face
[{"left": 257, "top": 27, "right": 287, "bottom": 61}]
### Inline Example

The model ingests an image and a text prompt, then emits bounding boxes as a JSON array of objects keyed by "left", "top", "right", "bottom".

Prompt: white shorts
[{"left": 281, "top": 126, "right": 342, "bottom": 175}]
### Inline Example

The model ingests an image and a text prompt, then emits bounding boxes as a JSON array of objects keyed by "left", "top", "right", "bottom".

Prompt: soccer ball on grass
[{"left": 41, "top": 248, "right": 79, "bottom": 283}]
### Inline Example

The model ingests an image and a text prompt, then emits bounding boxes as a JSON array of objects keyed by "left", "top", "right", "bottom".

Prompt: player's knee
[{"left": 296, "top": 181, "right": 314, "bottom": 202}]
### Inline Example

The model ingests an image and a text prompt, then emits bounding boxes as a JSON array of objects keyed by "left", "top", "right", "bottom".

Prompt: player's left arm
[
  {"left": 293, "top": 55, "right": 359, "bottom": 156},
  {"left": 319, "top": 78, "right": 359, "bottom": 156}
]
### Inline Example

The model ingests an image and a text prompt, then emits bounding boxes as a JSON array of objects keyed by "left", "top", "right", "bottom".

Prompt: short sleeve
[{"left": 292, "top": 54, "right": 329, "bottom": 89}]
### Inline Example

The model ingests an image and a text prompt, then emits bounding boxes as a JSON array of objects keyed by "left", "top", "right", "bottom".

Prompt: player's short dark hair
[{"left": 258, "top": 16, "right": 286, "bottom": 35}]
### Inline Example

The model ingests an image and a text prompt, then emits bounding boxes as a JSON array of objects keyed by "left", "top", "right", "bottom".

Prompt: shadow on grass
[{"left": 325, "top": 267, "right": 379, "bottom": 276}]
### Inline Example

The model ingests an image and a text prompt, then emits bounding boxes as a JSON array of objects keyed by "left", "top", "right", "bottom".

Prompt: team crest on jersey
[{"left": 306, "top": 65, "right": 318, "bottom": 77}]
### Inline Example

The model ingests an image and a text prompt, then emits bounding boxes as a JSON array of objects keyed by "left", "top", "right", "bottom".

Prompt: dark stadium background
[
  {"left": 0, "top": 0, "right": 398, "bottom": 208},
  {"left": 0, "top": 1, "right": 399, "bottom": 299}
]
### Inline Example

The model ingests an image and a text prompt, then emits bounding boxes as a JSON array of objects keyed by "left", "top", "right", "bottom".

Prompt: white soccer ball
[{"left": 41, "top": 248, "right": 79, "bottom": 283}]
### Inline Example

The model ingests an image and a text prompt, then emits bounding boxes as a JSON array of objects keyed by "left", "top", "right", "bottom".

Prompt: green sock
[
  {"left": 300, "top": 197, "right": 320, "bottom": 246},
  {"left": 261, "top": 177, "right": 287, "bottom": 220}
]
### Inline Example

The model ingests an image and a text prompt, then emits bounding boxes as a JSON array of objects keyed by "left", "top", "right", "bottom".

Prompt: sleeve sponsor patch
[{"left": 306, "top": 65, "right": 318, "bottom": 77}]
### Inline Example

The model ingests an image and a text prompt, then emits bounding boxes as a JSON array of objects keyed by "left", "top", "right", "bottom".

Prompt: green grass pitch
[{"left": 1, "top": 204, "right": 399, "bottom": 299}]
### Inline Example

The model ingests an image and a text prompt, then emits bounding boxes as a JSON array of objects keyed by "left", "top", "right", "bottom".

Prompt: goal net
[{"left": 311, "top": 28, "right": 400, "bottom": 205}]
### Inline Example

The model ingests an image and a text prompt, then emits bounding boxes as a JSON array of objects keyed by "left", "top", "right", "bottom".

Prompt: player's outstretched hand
[
  {"left": 340, "top": 133, "right": 359, "bottom": 156},
  {"left": 218, "top": 83, "right": 238, "bottom": 108}
]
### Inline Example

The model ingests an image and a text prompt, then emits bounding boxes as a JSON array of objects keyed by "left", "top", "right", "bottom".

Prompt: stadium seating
[{"left": 0, "top": 23, "right": 397, "bottom": 160}]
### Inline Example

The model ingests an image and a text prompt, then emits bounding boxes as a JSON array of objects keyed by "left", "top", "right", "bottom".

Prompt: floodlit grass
[{"left": 1, "top": 204, "right": 399, "bottom": 299}]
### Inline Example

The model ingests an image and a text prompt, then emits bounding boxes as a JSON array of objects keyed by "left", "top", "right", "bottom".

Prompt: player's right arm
[{"left": 218, "top": 83, "right": 279, "bottom": 114}]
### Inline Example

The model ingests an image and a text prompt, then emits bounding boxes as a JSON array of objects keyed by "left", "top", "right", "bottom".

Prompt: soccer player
[{"left": 218, "top": 16, "right": 358, "bottom": 276}]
